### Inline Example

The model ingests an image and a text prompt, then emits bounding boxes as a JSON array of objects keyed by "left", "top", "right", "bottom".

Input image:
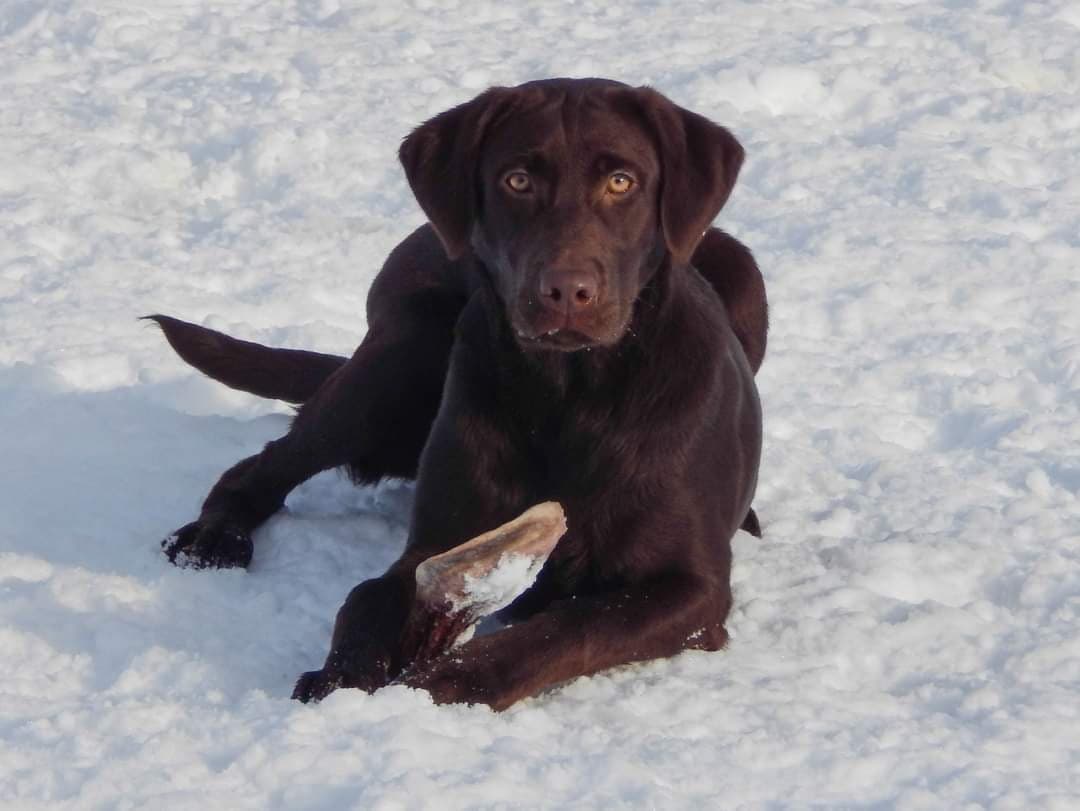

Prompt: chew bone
[{"left": 400, "top": 502, "right": 567, "bottom": 666}]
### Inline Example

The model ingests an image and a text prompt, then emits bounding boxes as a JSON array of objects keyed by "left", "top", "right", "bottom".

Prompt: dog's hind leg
[
  {"left": 693, "top": 229, "right": 768, "bottom": 538},
  {"left": 162, "top": 320, "right": 456, "bottom": 568},
  {"left": 162, "top": 227, "right": 467, "bottom": 569},
  {"left": 692, "top": 228, "right": 768, "bottom": 374}
]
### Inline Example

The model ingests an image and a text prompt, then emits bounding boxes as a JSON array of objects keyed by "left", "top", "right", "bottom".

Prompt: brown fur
[{"left": 153, "top": 78, "right": 767, "bottom": 709}]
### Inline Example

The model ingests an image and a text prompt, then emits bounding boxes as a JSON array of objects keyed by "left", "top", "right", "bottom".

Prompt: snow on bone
[{"left": 400, "top": 502, "right": 566, "bottom": 667}]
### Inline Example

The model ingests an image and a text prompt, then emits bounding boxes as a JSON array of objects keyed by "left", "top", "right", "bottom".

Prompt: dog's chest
[
  {"left": 515, "top": 488, "right": 657, "bottom": 604},
  {"left": 522, "top": 405, "right": 637, "bottom": 494}
]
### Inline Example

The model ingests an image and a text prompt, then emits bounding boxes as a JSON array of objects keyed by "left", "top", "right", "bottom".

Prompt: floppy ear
[
  {"left": 399, "top": 88, "right": 516, "bottom": 259},
  {"left": 635, "top": 88, "right": 745, "bottom": 266}
]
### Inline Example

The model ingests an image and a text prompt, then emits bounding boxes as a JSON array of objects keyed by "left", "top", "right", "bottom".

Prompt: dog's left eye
[
  {"left": 607, "top": 172, "right": 635, "bottom": 194},
  {"left": 505, "top": 171, "right": 533, "bottom": 193}
]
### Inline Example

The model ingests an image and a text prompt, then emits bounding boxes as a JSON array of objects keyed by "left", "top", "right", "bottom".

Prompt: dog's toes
[
  {"left": 161, "top": 522, "right": 201, "bottom": 563},
  {"left": 292, "top": 669, "right": 344, "bottom": 703},
  {"left": 162, "top": 521, "right": 253, "bottom": 570}
]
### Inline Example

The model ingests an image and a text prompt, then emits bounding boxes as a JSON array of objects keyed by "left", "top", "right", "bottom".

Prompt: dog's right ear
[{"left": 399, "top": 88, "right": 516, "bottom": 260}]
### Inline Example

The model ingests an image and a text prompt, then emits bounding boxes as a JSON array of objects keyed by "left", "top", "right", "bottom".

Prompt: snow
[
  {"left": 2, "top": 0, "right": 1079, "bottom": 808},
  {"left": 458, "top": 552, "right": 548, "bottom": 617}
]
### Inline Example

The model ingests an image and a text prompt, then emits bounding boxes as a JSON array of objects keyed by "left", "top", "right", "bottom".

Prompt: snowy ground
[{"left": 2, "top": 0, "right": 1079, "bottom": 807}]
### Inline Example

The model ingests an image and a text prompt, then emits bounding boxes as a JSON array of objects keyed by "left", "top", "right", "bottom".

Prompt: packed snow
[{"left": 2, "top": 0, "right": 1079, "bottom": 808}]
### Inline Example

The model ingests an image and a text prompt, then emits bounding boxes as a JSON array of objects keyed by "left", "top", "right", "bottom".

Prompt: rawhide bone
[{"left": 399, "top": 502, "right": 567, "bottom": 667}]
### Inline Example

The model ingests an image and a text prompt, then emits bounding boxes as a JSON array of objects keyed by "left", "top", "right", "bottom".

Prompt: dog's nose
[{"left": 538, "top": 269, "right": 597, "bottom": 312}]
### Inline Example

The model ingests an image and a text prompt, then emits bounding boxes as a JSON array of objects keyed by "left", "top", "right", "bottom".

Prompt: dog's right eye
[{"left": 505, "top": 171, "right": 532, "bottom": 193}]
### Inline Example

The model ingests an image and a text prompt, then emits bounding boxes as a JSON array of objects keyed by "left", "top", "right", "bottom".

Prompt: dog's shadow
[{"left": 0, "top": 365, "right": 411, "bottom": 700}]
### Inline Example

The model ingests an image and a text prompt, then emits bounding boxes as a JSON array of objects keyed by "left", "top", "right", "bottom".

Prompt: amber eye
[
  {"left": 505, "top": 171, "right": 532, "bottom": 193},
  {"left": 607, "top": 172, "right": 635, "bottom": 194}
]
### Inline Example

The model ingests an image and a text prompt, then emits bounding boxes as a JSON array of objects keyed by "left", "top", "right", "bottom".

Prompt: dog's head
[{"left": 399, "top": 78, "right": 744, "bottom": 352}]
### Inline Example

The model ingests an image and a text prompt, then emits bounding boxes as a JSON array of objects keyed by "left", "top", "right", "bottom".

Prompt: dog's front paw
[
  {"left": 291, "top": 668, "right": 346, "bottom": 703},
  {"left": 162, "top": 520, "right": 253, "bottom": 569},
  {"left": 291, "top": 642, "right": 394, "bottom": 703},
  {"left": 399, "top": 654, "right": 510, "bottom": 710}
]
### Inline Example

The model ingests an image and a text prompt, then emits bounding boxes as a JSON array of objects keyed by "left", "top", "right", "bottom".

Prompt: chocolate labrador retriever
[{"left": 150, "top": 78, "right": 767, "bottom": 710}]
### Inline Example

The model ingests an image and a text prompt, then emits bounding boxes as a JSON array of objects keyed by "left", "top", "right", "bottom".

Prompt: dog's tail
[{"left": 143, "top": 315, "right": 348, "bottom": 404}]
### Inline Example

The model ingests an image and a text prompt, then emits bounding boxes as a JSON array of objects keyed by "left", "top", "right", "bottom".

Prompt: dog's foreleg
[
  {"left": 400, "top": 572, "right": 731, "bottom": 710},
  {"left": 291, "top": 503, "right": 566, "bottom": 703}
]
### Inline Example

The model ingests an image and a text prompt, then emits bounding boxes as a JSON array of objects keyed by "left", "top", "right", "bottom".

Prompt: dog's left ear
[
  {"left": 399, "top": 88, "right": 517, "bottom": 259},
  {"left": 635, "top": 88, "right": 745, "bottom": 266}
]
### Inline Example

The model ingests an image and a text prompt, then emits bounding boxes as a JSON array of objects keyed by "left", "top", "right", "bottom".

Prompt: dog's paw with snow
[{"left": 162, "top": 520, "right": 254, "bottom": 570}]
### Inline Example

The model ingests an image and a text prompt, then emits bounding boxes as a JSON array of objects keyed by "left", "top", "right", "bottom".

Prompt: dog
[{"left": 150, "top": 78, "right": 767, "bottom": 710}]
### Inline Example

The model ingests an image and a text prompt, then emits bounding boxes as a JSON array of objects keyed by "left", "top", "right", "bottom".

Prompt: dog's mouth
[
  {"left": 509, "top": 296, "right": 628, "bottom": 352},
  {"left": 515, "top": 327, "right": 601, "bottom": 352}
]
